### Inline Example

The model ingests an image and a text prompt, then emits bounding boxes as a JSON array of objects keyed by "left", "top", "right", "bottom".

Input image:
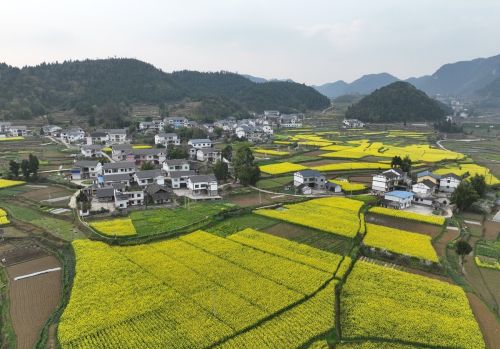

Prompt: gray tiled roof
[{"left": 189, "top": 174, "right": 217, "bottom": 183}]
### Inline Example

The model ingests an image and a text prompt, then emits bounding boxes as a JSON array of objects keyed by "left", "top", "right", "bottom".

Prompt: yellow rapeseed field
[
  {"left": 364, "top": 223, "right": 439, "bottom": 262},
  {"left": 255, "top": 197, "right": 363, "bottom": 238},
  {"left": 132, "top": 145, "right": 153, "bottom": 149},
  {"left": 311, "top": 162, "right": 391, "bottom": 172},
  {"left": 369, "top": 206, "right": 445, "bottom": 226},
  {"left": 59, "top": 231, "right": 341, "bottom": 348},
  {"left": 328, "top": 179, "right": 366, "bottom": 191},
  {"left": 253, "top": 148, "right": 289, "bottom": 156},
  {"left": 434, "top": 163, "right": 500, "bottom": 185},
  {"left": 0, "top": 208, "right": 9, "bottom": 225},
  {"left": 341, "top": 260, "right": 485, "bottom": 349},
  {"left": 320, "top": 141, "right": 464, "bottom": 162},
  {"left": 259, "top": 162, "right": 308, "bottom": 175},
  {"left": 0, "top": 179, "right": 26, "bottom": 189},
  {"left": 0, "top": 136, "right": 24, "bottom": 141},
  {"left": 89, "top": 218, "right": 137, "bottom": 236}
]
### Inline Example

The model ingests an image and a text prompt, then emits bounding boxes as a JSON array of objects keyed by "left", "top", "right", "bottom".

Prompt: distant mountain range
[
  {"left": 313, "top": 53, "right": 500, "bottom": 98},
  {"left": 242, "top": 74, "right": 295, "bottom": 84}
]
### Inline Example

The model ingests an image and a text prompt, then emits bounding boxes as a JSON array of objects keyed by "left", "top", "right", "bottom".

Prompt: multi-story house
[
  {"left": 9, "top": 126, "right": 29, "bottom": 137},
  {"left": 133, "top": 170, "right": 165, "bottom": 187},
  {"left": 154, "top": 133, "right": 180, "bottom": 147},
  {"left": 187, "top": 174, "right": 219, "bottom": 197},
  {"left": 111, "top": 144, "right": 133, "bottom": 161},
  {"left": 170, "top": 170, "right": 196, "bottom": 189},
  {"left": 126, "top": 148, "right": 167, "bottom": 166},
  {"left": 102, "top": 161, "right": 136, "bottom": 175},
  {"left": 70, "top": 160, "right": 102, "bottom": 180},
  {"left": 196, "top": 148, "right": 221, "bottom": 163},
  {"left": 188, "top": 139, "right": 213, "bottom": 149},
  {"left": 163, "top": 159, "right": 190, "bottom": 175},
  {"left": 439, "top": 173, "right": 461, "bottom": 193},
  {"left": 372, "top": 168, "right": 405, "bottom": 192},
  {"left": 81, "top": 144, "right": 104, "bottom": 158},
  {"left": 164, "top": 116, "right": 189, "bottom": 128}
]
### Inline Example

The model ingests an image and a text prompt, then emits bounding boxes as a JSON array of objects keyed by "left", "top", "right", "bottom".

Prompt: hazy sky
[{"left": 1, "top": 1, "right": 499, "bottom": 85}]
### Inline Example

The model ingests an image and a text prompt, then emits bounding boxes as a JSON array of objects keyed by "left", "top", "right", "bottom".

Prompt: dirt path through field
[
  {"left": 433, "top": 228, "right": 459, "bottom": 257},
  {"left": 6, "top": 256, "right": 62, "bottom": 349},
  {"left": 467, "top": 293, "right": 500, "bottom": 349}
]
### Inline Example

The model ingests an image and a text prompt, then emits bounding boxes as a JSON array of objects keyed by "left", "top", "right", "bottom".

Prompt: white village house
[
  {"left": 372, "top": 168, "right": 405, "bottom": 192},
  {"left": 439, "top": 173, "right": 461, "bottom": 193},
  {"left": 382, "top": 190, "right": 414, "bottom": 209}
]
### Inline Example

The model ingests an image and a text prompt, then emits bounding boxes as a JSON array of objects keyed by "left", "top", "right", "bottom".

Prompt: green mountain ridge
[
  {"left": 345, "top": 81, "right": 448, "bottom": 122},
  {"left": 0, "top": 58, "right": 330, "bottom": 121}
]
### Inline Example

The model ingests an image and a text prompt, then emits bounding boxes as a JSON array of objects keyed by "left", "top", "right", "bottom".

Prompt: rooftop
[
  {"left": 385, "top": 190, "right": 414, "bottom": 199},
  {"left": 135, "top": 170, "right": 163, "bottom": 179},
  {"left": 74, "top": 160, "right": 100, "bottom": 168},
  {"left": 103, "top": 161, "right": 136, "bottom": 170},
  {"left": 296, "top": 169, "right": 322, "bottom": 177},
  {"left": 189, "top": 174, "right": 217, "bottom": 183},
  {"left": 189, "top": 139, "right": 212, "bottom": 143},
  {"left": 170, "top": 170, "right": 196, "bottom": 178}
]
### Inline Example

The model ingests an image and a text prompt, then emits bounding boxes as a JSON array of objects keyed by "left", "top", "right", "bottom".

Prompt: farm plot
[
  {"left": 259, "top": 162, "right": 308, "bottom": 175},
  {"left": 363, "top": 223, "right": 439, "bottom": 262},
  {"left": 341, "top": 260, "right": 485, "bottom": 349},
  {"left": 369, "top": 206, "right": 445, "bottom": 226},
  {"left": 474, "top": 240, "right": 500, "bottom": 270},
  {"left": 0, "top": 179, "right": 25, "bottom": 189},
  {"left": 255, "top": 197, "right": 363, "bottom": 238},
  {"left": 434, "top": 163, "right": 500, "bottom": 185},
  {"left": 58, "top": 230, "right": 340, "bottom": 348},
  {"left": 0, "top": 208, "right": 9, "bottom": 225},
  {"left": 6, "top": 256, "right": 62, "bottom": 349},
  {"left": 263, "top": 222, "right": 353, "bottom": 255},
  {"left": 364, "top": 212, "right": 442, "bottom": 237},
  {"left": 90, "top": 218, "right": 137, "bottom": 237},
  {"left": 122, "top": 202, "right": 231, "bottom": 236}
]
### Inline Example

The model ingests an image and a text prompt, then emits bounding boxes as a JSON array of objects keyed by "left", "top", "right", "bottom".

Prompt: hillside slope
[
  {"left": 0, "top": 59, "right": 330, "bottom": 120},
  {"left": 345, "top": 81, "right": 447, "bottom": 122}
]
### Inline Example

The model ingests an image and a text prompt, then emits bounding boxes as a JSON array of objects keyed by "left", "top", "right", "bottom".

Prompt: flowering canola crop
[
  {"left": 0, "top": 179, "right": 25, "bottom": 189},
  {"left": 364, "top": 223, "right": 439, "bottom": 262},
  {"left": 255, "top": 197, "right": 363, "bottom": 238},
  {"left": 0, "top": 208, "right": 9, "bottom": 225},
  {"left": 253, "top": 148, "right": 289, "bottom": 156},
  {"left": 341, "top": 260, "right": 485, "bottom": 349},
  {"left": 89, "top": 218, "right": 137, "bottom": 236},
  {"left": 259, "top": 162, "right": 308, "bottom": 175},
  {"left": 59, "top": 230, "right": 341, "bottom": 348}
]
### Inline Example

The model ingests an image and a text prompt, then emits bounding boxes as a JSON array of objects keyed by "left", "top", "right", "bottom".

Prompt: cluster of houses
[
  {"left": 73, "top": 157, "right": 220, "bottom": 212},
  {"left": 371, "top": 168, "right": 461, "bottom": 209},
  {"left": 0, "top": 122, "right": 29, "bottom": 137},
  {"left": 292, "top": 170, "right": 341, "bottom": 194}
]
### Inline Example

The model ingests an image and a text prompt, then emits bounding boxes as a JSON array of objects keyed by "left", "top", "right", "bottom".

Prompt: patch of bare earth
[
  {"left": 484, "top": 220, "right": 500, "bottom": 240},
  {"left": 226, "top": 192, "right": 296, "bottom": 207},
  {"left": 433, "top": 228, "right": 459, "bottom": 258},
  {"left": 6, "top": 256, "right": 62, "bottom": 349},
  {"left": 467, "top": 293, "right": 500, "bottom": 349}
]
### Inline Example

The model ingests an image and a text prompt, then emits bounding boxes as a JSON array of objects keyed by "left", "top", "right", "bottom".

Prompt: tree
[
  {"left": 213, "top": 161, "right": 229, "bottom": 181},
  {"left": 141, "top": 161, "right": 155, "bottom": 170},
  {"left": 391, "top": 156, "right": 403, "bottom": 168},
  {"left": 233, "top": 146, "right": 260, "bottom": 185},
  {"left": 451, "top": 181, "right": 479, "bottom": 211},
  {"left": 20, "top": 159, "right": 30, "bottom": 179},
  {"left": 164, "top": 124, "right": 175, "bottom": 133},
  {"left": 221, "top": 145, "right": 233, "bottom": 161},
  {"left": 28, "top": 154, "right": 39, "bottom": 178},
  {"left": 470, "top": 174, "right": 487, "bottom": 196},
  {"left": 214, "top": 127, "right": 223, "bottom": 138},
  {"left": 9, "top": 160, "right": 20, "bottom": 178},
  {"left": 76, "top": 191, "right": 91, "bottom": 211},
  {"left": 167, "top": 145, "right": 188, "bottom": 159},
  {"left": 455, "top": 240, "right": 473, "bottom": 266},
  {"left": 401, "top": 155, "right": 412, "bottom": 173}
]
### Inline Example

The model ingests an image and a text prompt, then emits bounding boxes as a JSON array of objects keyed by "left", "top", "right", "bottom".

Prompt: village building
[
  {"left": 154, "top": 132, "right": 180, "bottom": 147},
  {"left": 293, "top": 170, "right": 326, "bottom": 189},
  {"left": 372, "top": 168, "right": 405, "bottom": 192},
  {"left": 187, "top": 174, "right": 219, "bottom": 197},
  {"left": 416, "top": 171, "right": 441, "bottom": 185},
  {"left": 102, "top": 161, "right": 136, "bottom": 175},
  {"left": 125, "top": 148, "right": 167, "bottom": 166},
  {"left": 196, "top": 148, "right": 222, "bottom": 163},
  {"left": 188, "top": 139, "right": 213, "bottom": 149},
  {"left": 133, "top": 170, "right": 165, "bottom": 187},
  {"left": 169, "top": 170, "right": 196, "bottom": 189},
  {"left": 163, "top": 159, "right": 190, "bottom": 175},
  {"left": 145, "top": 184, "right": 172, "bottom": 204},
  {"left": 70, "top": 160, "right": 102, "bottom": 180},
  {"left": 382, "top": 190, "right": 414, "bottom": 209},
  {"left": 81, "top": 144, "right": 104, "bottom": 158},
  {"left": 439, "top": 173, "right": 461, "bottom": 193}
]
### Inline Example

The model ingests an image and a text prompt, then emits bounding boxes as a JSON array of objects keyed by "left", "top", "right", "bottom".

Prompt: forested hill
[
  {"left": 0, "top": 58, "right": 330, "bottom": 120},
  {"left": 345, "top": 81, "right": 448, "bottom": 122}
]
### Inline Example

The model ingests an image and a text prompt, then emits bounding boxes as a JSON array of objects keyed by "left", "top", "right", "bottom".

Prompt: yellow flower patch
[
  {"left": 0, "top": 179, "right": 26, "bottom": 189},
  {"left": 89, "top": 218, "right": 137, "bottom": 236},
  {"left": 259, "top": 162, "right": 308, "bottom": 175},
  {"left": 364, "top": 223, "right": 439, "bottom": 262}
]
